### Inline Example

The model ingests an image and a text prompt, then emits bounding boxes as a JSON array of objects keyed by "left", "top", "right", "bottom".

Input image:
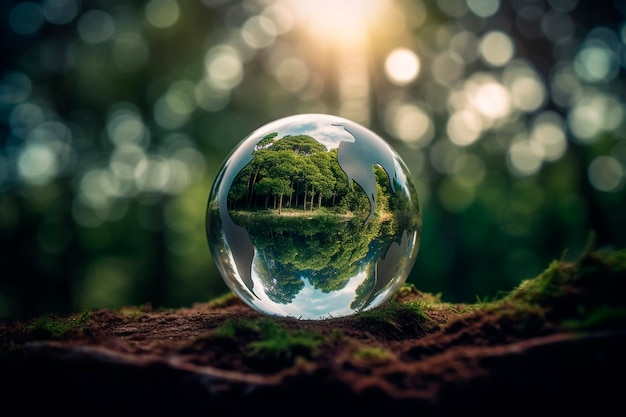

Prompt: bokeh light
[
  {"left": 9, "top": 2, "right": 44, "bottom": 36},
  {"left": 287, "top": 0, "right": 388, "bottom": 45},
  {"left": 467, "top": 0, "right": 500, "bottom": 17},
  {"left": 145, "top": 0, "right": 180, "bottom": 29},
  {"left": 385, "top": 48, "right": 421, "bottom": 86},
  {"left": 588, "top": 156, "right": 623, "bottom": 192},
  {"left": 480, "top": 31, "right": 515, "bottom": 67},
  {"left": 1, "top": 0, "right": 625, "bottom": 320},
  {"left": 77, "top": 9, "right": 115, "bottom": 44}
]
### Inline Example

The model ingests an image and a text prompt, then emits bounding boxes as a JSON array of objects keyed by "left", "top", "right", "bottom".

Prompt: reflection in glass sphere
[{"left": 206, "top": 114, "right": 422, "bottom": 319}]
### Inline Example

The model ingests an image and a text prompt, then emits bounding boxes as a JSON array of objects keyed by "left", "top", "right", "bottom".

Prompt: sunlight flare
[{"left": 285, "top": 0, "right": 389, "bottom": 46}]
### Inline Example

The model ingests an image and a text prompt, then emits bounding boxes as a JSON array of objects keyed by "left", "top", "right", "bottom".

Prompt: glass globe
[{"left": 206, "top": 114, "right": 421, "bottom": 319}]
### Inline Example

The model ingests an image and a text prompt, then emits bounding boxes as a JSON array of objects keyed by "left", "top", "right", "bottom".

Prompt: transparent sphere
[{"left": 206, "top": 114, "right": 422, "bottom": 319}]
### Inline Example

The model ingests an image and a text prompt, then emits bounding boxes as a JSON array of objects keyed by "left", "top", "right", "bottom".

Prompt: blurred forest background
[{"left": 1, "top": 0, "right": 625, "bottom": 320}]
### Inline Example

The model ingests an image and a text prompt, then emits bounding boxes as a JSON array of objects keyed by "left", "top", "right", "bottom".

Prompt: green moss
[
  {"left": 116, "top": 304, "right": 150, "bottom": 319},
  {"left": 215, "top": 318, "right": 325, "bottom": 362},
  {"left": 392, "top": 282, "right": 422, "bottom": 299},
  {"left": 206, "top": 291, "right": 240, "bottom": 309},
  {"left": 353, "top": 346, "right": 394, "bottom": 361},
  {"left": 26, "top": 310, "right": 91, "bottom": 339},
  {"left": 505, "top": 259, "right": 571, "bottom": 305},
  {"left": 392, "top": 283, "right": 444, "bottom": 304},
  {"left": 356, "top": 298, "right": 432, "bottom": 331},
  {"left": 564, "top": 306, "right": 626, "bottom": 331},
  {"left": 499, "top": 248, "right": 625, "bottom": 306},
  {"left": 352, "top": 283, "right": 472, "bottom": 336},
  {"left": 482, "top": 246, "right": 626, "bottom": 331}
]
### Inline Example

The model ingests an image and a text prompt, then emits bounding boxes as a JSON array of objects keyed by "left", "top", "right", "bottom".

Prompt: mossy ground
[
  {"left": 3, "top": 247, "right": 626, "bottom": 360},
  {"left": 0, "top": 247, "right": 625, "bottom": 415}
]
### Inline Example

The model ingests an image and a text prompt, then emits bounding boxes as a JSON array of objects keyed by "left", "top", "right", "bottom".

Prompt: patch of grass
[
  {"left": 116, "top": 304, "right": 151, "bottom": 320},
  {"left": 353, "top": 346, "right": 394, "bottom": 362},
  {"left": 215, "top": 318, "right": 325, "bottom": 363},
  {"left": 206, "top": 291, "right": 240, "bottom": 309},
  {"left": 506, "top": 247, "right": 626, "bottom": 305},
  {"left": 504, "top": 259, "right": 571, "bottom": 306},
  {"left": 26, "top": 310, "right": 91, "bottom": 339},
  {"left": 391, "top": 283, "right": 441, "bottom": 304},
  {"left": 479, "top": 245, "right": 626, "bottom": 332},
  {"left": 353, "top": 284, "right": 473, "bottom": 336},
  {"left": 356, "top": 298, "right": 433, "bottom": 333}
]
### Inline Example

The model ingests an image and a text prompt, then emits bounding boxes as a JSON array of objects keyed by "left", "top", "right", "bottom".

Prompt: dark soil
[{"left": 1, "top": 247, "right": 625, "bottom": 416}]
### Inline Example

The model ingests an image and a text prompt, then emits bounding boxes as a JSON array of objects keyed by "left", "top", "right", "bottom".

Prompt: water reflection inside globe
[{"left": 206, "top": 114, "right": 422, "bottom": 319}]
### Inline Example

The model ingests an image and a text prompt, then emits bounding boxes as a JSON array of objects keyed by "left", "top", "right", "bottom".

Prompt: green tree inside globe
[{"left": 206, "top": 114, "right": 422, "bottom": 319}]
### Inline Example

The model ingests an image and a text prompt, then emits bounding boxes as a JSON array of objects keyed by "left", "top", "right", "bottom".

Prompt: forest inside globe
[{"left": 206, "top": 114, "right": 422, "bottom": 319}]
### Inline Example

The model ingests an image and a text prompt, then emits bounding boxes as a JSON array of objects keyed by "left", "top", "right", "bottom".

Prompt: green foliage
[
  {"left": 0, "top": 0, "right": 625, "bottom": 327},
  {"left": 26, "top": 310, "right": 91, "bottom": 339},
  {"left": 228, "top": 133, "right": 375, "bottom": 213},
  {"left": 268, "top": 134, "right": 328, "bottom": 154},
  {"left": 230, "top": 208, "right": 400, "bottom": 304}
]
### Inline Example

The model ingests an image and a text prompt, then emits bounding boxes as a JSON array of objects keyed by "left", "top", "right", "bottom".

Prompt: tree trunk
[{"left": 247, "top": 166, "right": 260, "bottom": 208}]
